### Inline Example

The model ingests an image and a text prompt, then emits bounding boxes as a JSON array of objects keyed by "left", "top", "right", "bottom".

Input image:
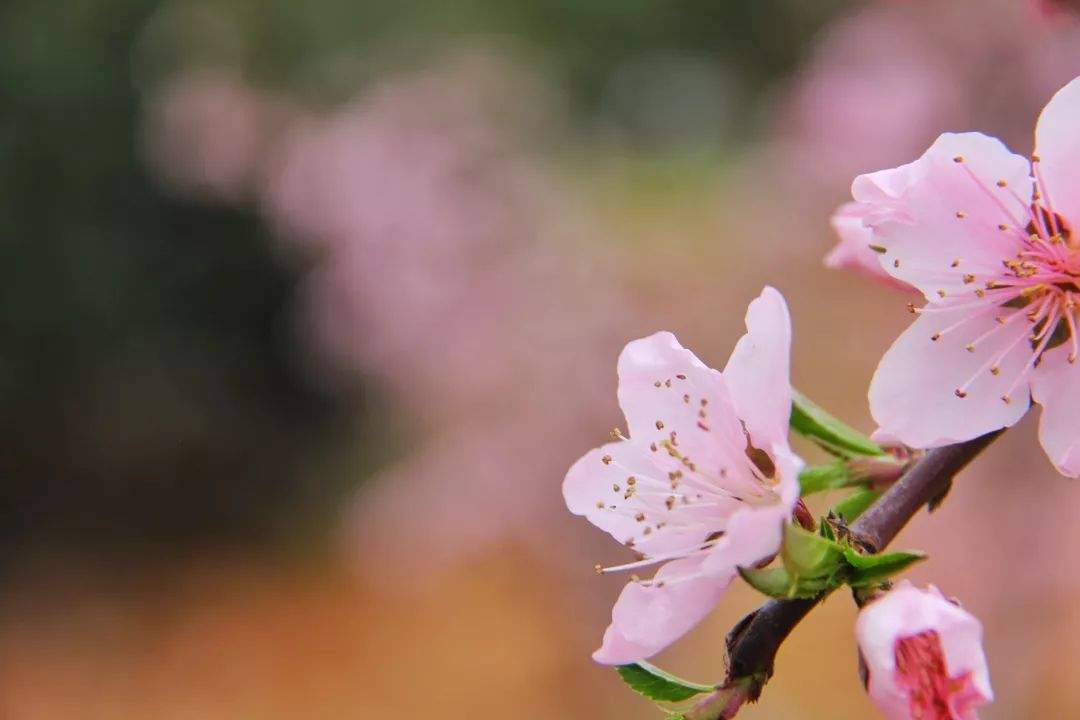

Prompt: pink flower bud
[{"left": 856, "top": 581, "right": 992, "bottom": 719}]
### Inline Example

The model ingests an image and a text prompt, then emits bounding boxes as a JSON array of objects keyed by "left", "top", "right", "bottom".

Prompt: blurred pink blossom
[
  {"left": 775, "top": 0, "right": 1080, "bottom": 208},
  {"left": 563, "top": 289, "right": 802, "bottom": 664},
  {"left": 856, "top": 581, "right": 992, "bottom": 720},
  {"left": 244, "top": 57, "right": 636, "bottom": 586},
  {"left": 260, "top": 61, "right": 596, "bottom": 420},
  {"left": 141, "top": 71, "right": 272, "bottom": 202}
]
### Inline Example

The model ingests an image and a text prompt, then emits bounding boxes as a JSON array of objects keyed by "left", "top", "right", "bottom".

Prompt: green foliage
[
  {"left": 739, "top": 565, "right": 834, "bottom": 599},
  {"left": 740, "top": 522, "right": 927, "bottom": 599},
  {"left": 790, "top": 390, "right": 883, "bottom": 458},
  {"left": 843, "top": 548, "right": 926, "bottom": 588},
  {"left": 781, "top": 522, "right": 845, "bottom": 577},
  {"left": 738, "top": 566, "right": 796, "bottom": 597},
  {"left": 831, "top": 488, "right": 883, "bottom": 522},
  {"left": 616, "top": 662, "right": 713, "bottom": 703},
  {"left": 798, "top": 461, "right": 852, "bottom": 495}
]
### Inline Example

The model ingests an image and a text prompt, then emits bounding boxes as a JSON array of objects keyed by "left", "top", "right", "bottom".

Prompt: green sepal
[
  {"left": 831, "top": 488, "right": 882, "bottom": 522},
  {"left": 738, "top": 566, "right": 794, "bottom": 598},
  {"left": 738, "top": 565, "right": 834, "bottom": 599},
  {"left": 741, "top": 523, "right": 850, "bottom": 599},
  {"left": 790, "top": 390, "right": 883, "bottom": 459},
  {"left": 615, "top": 662, "right": 714, "bottom": 703},
  {"left": 781, "top": 522, "right": 846, "bottom": 578},
  {"left": 843, "top": 548, "right": 927, "bottom": 587}
]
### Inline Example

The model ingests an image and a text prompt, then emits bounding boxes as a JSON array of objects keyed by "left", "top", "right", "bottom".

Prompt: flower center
[
  {"left": 920, "top": 156, "right": 1080, "bottom": 402},
  {"left": 990, "top": 201, "right": 1080, "bottom": 374},
  {"left": 893, "top": 630, "right": 982, "bottom": 720}
]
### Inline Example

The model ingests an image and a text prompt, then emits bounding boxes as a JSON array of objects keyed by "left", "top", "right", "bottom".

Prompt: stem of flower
[{"left": 722, "top": 430, "right": 1004, "bottom": 701}]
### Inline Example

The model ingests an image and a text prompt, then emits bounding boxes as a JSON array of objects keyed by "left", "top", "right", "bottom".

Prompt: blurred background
[{"left": 1, "top": 0, "right": 1078, "bottom": 717}]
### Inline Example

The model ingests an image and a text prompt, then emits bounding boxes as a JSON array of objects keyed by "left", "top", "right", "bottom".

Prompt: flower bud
[{"left": 855, "top": 581, "right": 992, "bottom": 719}]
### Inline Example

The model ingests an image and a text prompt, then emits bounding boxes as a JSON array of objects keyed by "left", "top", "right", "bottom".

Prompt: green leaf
[
  {"left": 615, "top": 662, "right": 714, "bottom": 702},
  {"left": 843, "top": 548, "right": 927, "bottom": 587},
  {"left": 790, "top": 390, "right": 883, "bottom": 458},
  {"left": 798, "top": 461, "right": 851, "bottom": 495},
  {"left": 781, "top": 522, "right": 846, "bottom": 578},
  {"left": 831, "top": 488, "right": 882, "bottom": 522}
]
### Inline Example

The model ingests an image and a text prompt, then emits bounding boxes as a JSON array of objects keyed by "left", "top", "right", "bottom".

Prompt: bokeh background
[{"left": 2, "top": 0, "right": 1078, "bottom": 717}]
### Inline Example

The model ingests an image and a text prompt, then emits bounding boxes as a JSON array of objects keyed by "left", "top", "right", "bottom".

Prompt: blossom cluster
[{"left": 566, "top": 71, "right": 1080, "bottom": 720}]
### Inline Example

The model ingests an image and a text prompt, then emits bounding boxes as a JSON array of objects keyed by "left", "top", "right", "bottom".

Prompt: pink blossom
[
  {"left": 563, "top": 288, "right": 802, "bottom": 664},
  {"left": 826, "top": 202, "right": 911, "bottom": 289},
  {"left": 855, "top": 76, "right": 1080, "bottom": 476},
  {"left": 1032, "top": 0, "right": 1080, "bottom": 20},
  {"left": 259, "top": 62, "right": 567, "bottom": 416},
  {"left": 141, "top": 71, "right": 270, "bottom": 202},
  {"left": 856, "top": 582, "right": 992, "bottom": 720},
  {"left": 773, "top": 0, "right": 1080, "bottom": 209}
]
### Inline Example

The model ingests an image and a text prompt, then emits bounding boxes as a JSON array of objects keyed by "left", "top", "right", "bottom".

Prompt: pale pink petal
[
  {"left": 853, "top": 133, "right": 1033, "bottom": 302},
  {"left": 563, "top": 442, "right": 732, "bottom": 557},
  {"left": 826, "top": 202, "right": 911, "bottom": 289},
  {"left": 1034, "top": 75, "right": 1080, "bottom": 230},
  {"left": 617, "top": 332, "right": 751, "bottom": 488},
  {"left": 869, "top": 427, "right": 904, "bottom": 448},
  {"left": 856, "top": 581, "right": 992, "bottom": 719},
  {"left": 869, "top": 305, "right": 1031, "bottom": 448},
  {"left": 699, "top": 448, "right": 801, "bottom": 577},
  {"left": 1031, "top": 347, "right": 1080, "bottom": 478},
  {"left": 721, "top": 286, "right": 793, "bottom": 452},
  {"left": 592, "top": 555, "right": 733, "bottom": 664},
  {"left": 851, "top": 157, "right": 922, "bottom": 226}
]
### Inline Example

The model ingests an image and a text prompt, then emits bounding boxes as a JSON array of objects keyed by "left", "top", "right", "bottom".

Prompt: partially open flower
[
  {"left": 856, "top": 581, "right": 992, "bottom": 720},
  {"left": 563, "top": 287, "right": 803, "bottom": 664}
]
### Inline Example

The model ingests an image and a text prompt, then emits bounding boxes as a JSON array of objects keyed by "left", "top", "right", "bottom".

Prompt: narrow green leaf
[
  {"left": 615, "top": 662, "right": 714, "bottom": 702},
  {"left": 798, "top": 461, "right": 851, "bottom": 495},
  {"left": 781, "top": 522, "right": 846, "bottom": 578},
  {"left": 831, "top": 488, "right": 882, "bottom": 522},
  {"left": 843, "top": 548, "right": 927, "bottom": 587},
  {"left": 790, "top": 390, "right": 883, "bottom": 458}
]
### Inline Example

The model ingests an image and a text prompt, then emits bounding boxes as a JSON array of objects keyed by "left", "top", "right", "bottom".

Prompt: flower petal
[
  {"left": 563, "top": 441, "right": 731, "bottom": 556},
  {"left": 592, "top": 554, "right": 733, "bottom": 665},
  {"left": 1031, "top": 347, "right": 1080, "bottom": 478},
  {"left": 721, "top": 286, "right": 793, "bottom": 452},
  {"left": 1034, "top": 75, "right": 1080, "bottom": 229},
  {"left": 699, "top": 447, "right": 801, "bottom": 578},
  {"left": 825, "top": 202, "right": 910, "bottom": 289},
  {"left": 869, "top": 305, "right": 1032, "bottom": 448},
  {"left": 617, "top": 332, "right": 753, "bottom": 489},
  {"left": 853, "top": 132, "right": 1032, "bottom": 303}
]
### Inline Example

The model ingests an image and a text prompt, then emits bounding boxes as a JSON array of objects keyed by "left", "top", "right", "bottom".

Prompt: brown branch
[{"left": 723, "top": 430, "right": 1003, "bottom": 699}]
